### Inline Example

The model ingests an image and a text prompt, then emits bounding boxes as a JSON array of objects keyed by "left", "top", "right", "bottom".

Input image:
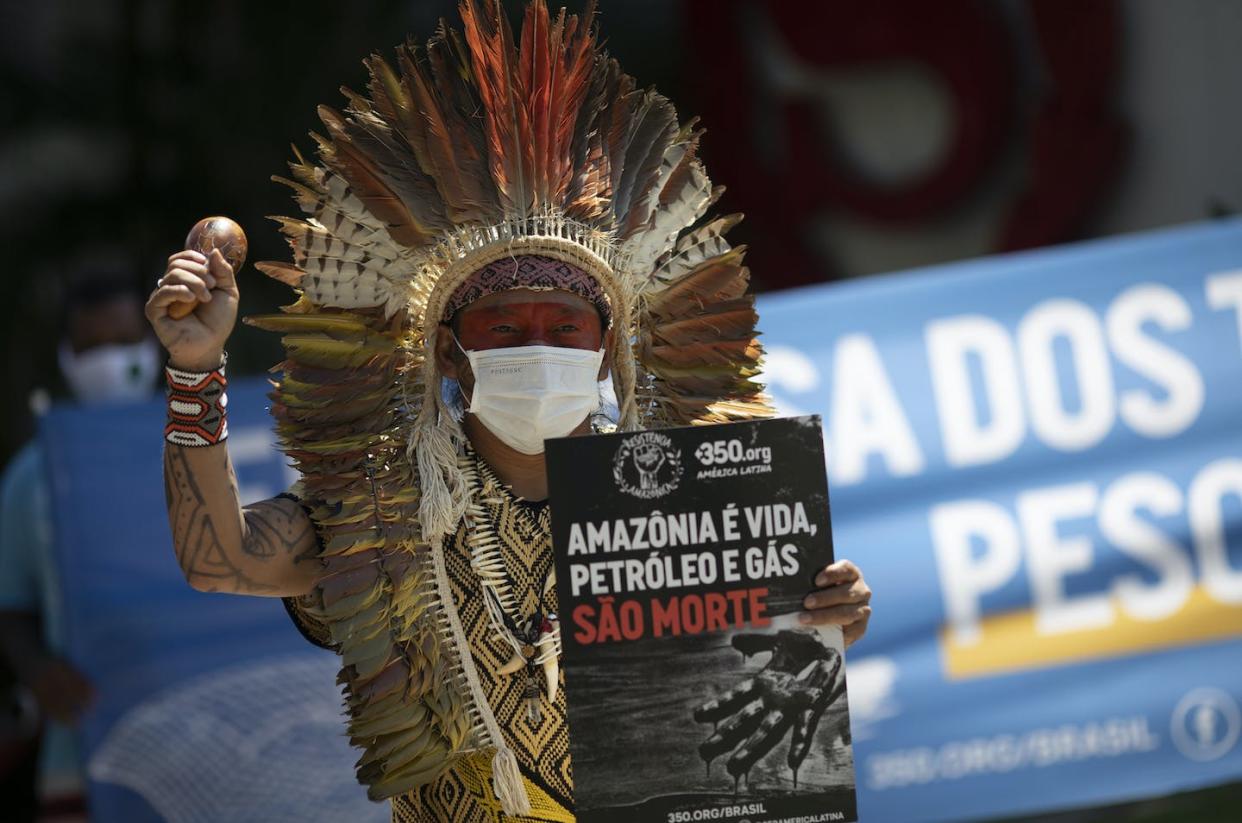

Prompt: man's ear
[{"left": 435, "top": 324, "right": 460, "bottom": 380}]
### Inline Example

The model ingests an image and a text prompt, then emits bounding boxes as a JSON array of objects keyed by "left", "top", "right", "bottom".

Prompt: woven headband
[{"left": 441, "top": 254, "right": 612, "bottom": 327}]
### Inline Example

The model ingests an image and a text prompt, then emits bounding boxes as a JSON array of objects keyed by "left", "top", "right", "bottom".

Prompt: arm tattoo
[
  {"left": 243, "top": 504, "right": 318, "bottom": 565},
  {"left": 163, "top": 445, "right": 318, "bottom": 594}
]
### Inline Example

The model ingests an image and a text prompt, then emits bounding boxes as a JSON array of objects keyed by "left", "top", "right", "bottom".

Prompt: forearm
[
  {"left": 151, "top": 246, "right": 321, "bottom": 596},
  {"left": 163, "top": 443, "right": 321, "bottom": 596}
]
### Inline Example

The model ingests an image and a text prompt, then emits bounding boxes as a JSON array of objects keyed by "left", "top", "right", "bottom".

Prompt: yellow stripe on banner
[{"left": 941, "top": 586, "right": 1242, "bottom": 680}]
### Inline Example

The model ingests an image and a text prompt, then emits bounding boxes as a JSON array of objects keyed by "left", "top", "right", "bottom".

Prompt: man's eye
[
  {"left": 491, "top": 324, "right": 520, "bottom": 333},
  {"left": 554, "top": 324, "right": 580, "bottom": 333}
]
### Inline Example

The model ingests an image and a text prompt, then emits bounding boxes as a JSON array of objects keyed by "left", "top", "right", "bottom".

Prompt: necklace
[{"left": 459, "top": 448, "right": 562, "bottom": 725}]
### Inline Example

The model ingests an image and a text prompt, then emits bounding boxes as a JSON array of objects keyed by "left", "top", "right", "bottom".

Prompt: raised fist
[
  {"left": 145, "top": 249, "right": 239, "bottom": 371},
  {"left": 633, "top": 442, "right": 666, "bottom": 490}
]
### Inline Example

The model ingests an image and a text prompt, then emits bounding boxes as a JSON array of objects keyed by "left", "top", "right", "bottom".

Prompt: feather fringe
[{"left": 257, "top": 0, "right": 772, "bottom": 803}]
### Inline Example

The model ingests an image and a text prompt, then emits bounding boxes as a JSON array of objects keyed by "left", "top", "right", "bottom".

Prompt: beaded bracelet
[{"left": 164, "top": 355, "right": 229, "bottom": 447}]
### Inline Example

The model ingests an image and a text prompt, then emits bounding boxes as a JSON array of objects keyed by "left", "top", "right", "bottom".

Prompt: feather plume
[
  {"left": 563, "top": 56, "right": 616, "bottom": 220},
  {"left": 424, "top": 32, "right": 499, "bottom": 220},
  {"left": 461, "top": 0, "right": 533, "bottom": 213},
  {"left": 646, "top": 247, "right": 751, "bottom": 319},
  {"left": 316, "top": 109, "right": 437, "bottom": 248},
  {"left": 257, "top": 0, "right": 771, "bottom": 803},
  {"left": 337, "top": 91, "right": 450, "bottom": 233},
  {"left": 612, "top": 90, "right": 678, "bottom": 236}
]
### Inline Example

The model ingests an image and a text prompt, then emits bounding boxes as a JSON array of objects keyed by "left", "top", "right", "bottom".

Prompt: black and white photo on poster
[{"left": 546, "top": 416, "right": 858, "bottom": 823}]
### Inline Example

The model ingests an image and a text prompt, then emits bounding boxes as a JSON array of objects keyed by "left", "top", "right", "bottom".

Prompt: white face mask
[
  {"left": 460, "top": 341, "right": 605, "bottom": 454},
  {"left": 58, "top": 338, "right": 160, "bottom": 406}
]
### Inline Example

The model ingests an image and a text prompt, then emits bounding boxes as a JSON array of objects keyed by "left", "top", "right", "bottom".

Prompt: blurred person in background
[{"left": 0, "top": 263, "right": 160, "bottom": 820}]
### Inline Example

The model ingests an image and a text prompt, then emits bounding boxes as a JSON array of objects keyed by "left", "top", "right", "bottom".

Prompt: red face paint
[{"left": 455, "top": 290, "right": 604, "bottom": 352}]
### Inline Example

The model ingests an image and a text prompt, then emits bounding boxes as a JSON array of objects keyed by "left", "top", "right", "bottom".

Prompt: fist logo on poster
[{"left": 613, "top": 432, "right": 682, "bottom": 498}]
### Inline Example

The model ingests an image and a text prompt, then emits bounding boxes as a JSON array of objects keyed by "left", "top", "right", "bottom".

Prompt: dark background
[{"left": 6, "top": 0, "right": 1242, "bottom": 465}]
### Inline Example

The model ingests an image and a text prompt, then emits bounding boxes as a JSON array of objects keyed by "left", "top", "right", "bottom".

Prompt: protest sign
[{"left": 548, "top": 416, "right": 857, "bottom": 823}]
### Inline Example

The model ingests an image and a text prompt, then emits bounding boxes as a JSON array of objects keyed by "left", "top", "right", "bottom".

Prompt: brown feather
[
  {"left": 564, "top": 56, "right": 617, "bottom": 221},
  {"left": 461, "top": 0, "right": 532, "bottom": 213},
  {"left": 405, "top": 38, "right": 493, "bottom": 223},
  {"left": 425, "top": 31, "right": 499, "bottom": 220},
  {"left": 646, "top": 249, "right": 751, "bottom": 320},
  {"left": 255, "top": 260, "right": 306, "bottom": 288},
  {"left": 651, "top": 300, "right": 757, "bottom": 346},
  {"left": 338, "top": 92, "right": 449, "bottom": 234},
  {"left": 648, "top": 338, "right": 763, "bottom": 369},
  {"left": 614, "top": 90, "right": 678, "bottom": 237},
  {"left": 317, "top": 106, "right": 436, "bottom": 248},
  {"left": 652, "top": 214, "right": 743, "bottom": 283}
]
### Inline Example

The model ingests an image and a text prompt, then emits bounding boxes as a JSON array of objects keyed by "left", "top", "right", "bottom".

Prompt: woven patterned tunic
[{"left": 285, "top": 452, "right": 573, "bottom": 822}]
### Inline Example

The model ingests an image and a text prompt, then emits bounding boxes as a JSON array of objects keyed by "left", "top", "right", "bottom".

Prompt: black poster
[{"left": 546, "top": 416, "right": 857, "bottom": 823}]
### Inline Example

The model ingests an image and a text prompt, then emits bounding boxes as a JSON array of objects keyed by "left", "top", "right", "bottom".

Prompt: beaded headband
[{"left": 441, "top": 254, "right": 613, "bottom": 327}]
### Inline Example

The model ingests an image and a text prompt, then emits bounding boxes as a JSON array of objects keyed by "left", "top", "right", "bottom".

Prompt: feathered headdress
[{"left": 246, "top": 0, "right": 771, "bottom": 806}]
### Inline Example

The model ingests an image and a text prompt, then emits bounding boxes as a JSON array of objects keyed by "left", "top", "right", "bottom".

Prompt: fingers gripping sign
[
  {"left": 800, "top": 559, "right": 872, "bottom": 648},
  {"left": 694, "top": 629, "right": 845, "bottom": 788}
]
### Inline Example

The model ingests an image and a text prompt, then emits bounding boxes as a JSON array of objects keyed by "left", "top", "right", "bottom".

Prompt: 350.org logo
[{"left": 694, "top": 438, "right": 772, "bottom": 467}]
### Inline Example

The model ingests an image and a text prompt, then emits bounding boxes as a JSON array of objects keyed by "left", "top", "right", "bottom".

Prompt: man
[
  {"left": 145, "top": 2, "right": 871, "bottom": 820},
  {"left": 0, "top": 268, "right": 160, "bottom": 818}
]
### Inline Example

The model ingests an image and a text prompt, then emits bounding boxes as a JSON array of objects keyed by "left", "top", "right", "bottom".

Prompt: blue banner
[
  {"left": 755, "top": 218, "right": 1242, "bottom": 821},
  {"left": 36, "top": 218, "right": 1242, "bottom": 822},
  {"left": 39, "top": 379, "right": 386, "bottom": 822}
]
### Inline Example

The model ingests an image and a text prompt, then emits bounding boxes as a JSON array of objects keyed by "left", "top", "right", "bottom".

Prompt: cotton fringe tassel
[
  {"left": 412, "top": 403, "right": 469, "bottom": 544},
  {"left": 491, "top": 745, "right": 531, "bottom": 816}
]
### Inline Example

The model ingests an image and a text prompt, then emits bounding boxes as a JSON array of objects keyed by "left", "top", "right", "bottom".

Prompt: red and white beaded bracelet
[{"left": 164, "top": 356, "right": 228, "bottom": 447}]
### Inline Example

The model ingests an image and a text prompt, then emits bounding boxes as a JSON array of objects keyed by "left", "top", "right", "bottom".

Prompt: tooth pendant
[
  {"left": 542, "top": 654, "right": 559, "bottom": 703},
  {"left": 540, "top": 615, "right": 561, "bottom": 703},
  {"left": 500, "top": 622, "right": 562, "bottom": 721},
  {"left": 498, "top": 652, "right": 525, "bottom": 676}
]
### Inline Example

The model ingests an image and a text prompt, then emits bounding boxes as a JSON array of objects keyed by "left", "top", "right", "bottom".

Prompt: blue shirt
[{"left": 0, "top": 440, "right": 81, "bottom": 791}]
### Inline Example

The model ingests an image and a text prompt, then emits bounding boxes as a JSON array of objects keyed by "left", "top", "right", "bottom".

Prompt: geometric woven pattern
[
  {"left": 390, "top": 452, "right": 573, "bottom": 822},
  {"left": 390, "top": 753, "right": 573, "bottom": 823},
  {"left": 442, "top": 254, "right": 612, "bottom": 326},
  {"left": 164, "top": 364, "right": 229, "bottom": 447}
]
